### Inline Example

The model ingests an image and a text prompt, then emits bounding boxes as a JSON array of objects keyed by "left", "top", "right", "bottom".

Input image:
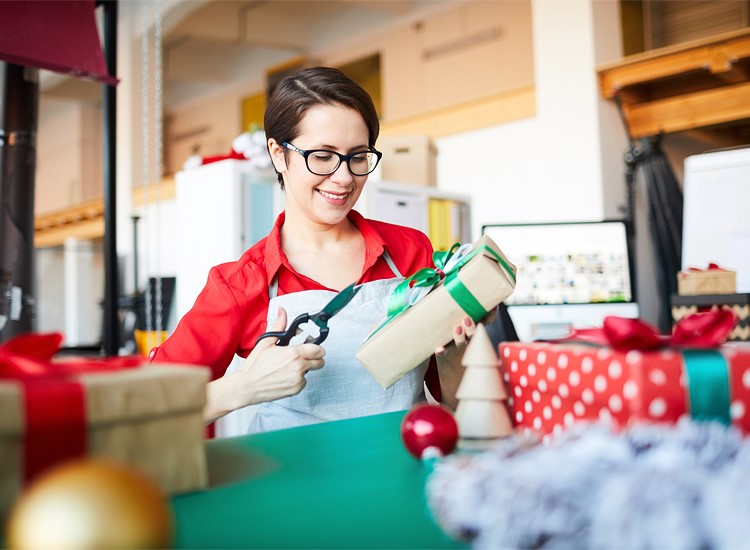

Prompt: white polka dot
[
  {"left": 731, "top": 400, "right": 745, "bottom": 420},
  {"left": 564, "top": 412, "right": 575, "bottom": 426},
  {"left": 547, "top": 367, "right": 557, "bottom": 381},
  {"left": 649, "top": 398, "right": 667, "bottom": 418},
  {"left": 528, "top": 363, "right": 537, "bottom": 377},
  {"left": 532, "top": 390, "right": 541, "bottom": 403},
  {"left": 538, "top": 379, "right": 548, "bottom": 392},
  {"left": 582, "top": 389, "right": 594, "bottom": 405},
  {"left": 573, "top": 401, "right": 585, "bottom": 416},
  {"left": 537, "top": 351, "right": 547, "bottom": 365},
  {"left": 608, "top": 360, "right": 623, "bottom": 379},
  {"left": 609, "top": 394, "right": 623, "bottom": 413},
  {"left": 507, "top": 396, "right": 514, "bottom": 406},
  {"left": 510, "top": 360, "right": 519, "bottom": 372},
  {"left": 519, "top": 375, "right": 528, "bottom": 387},
  {"left": 569, "top": 371, "right": 581, "bottom": 387},
  {"left": 551, "top": 395, "right": 562, "bottom": 409},
  {"left": 599, "top": 408, "right": 612, "bottom": 422},
  {"left": 523, "top": 427, "right": 533, "bottom": 437},
  {"left": 594, "top": 375, "right": 607, "bottom": 393},
  {"left": 649, "top": 369, "right": 667, "bottom": 386},
  {"left": 533, "top": 417, "right": 542, "bottom": 430},
  {"left": 596, "top": 348, "right": 612, "bottom": 360},
  {"left": 625, "top": 351, "right": 642, "bottom": 364},
  {"left": 743, "top": 370, "right": 750, "bottom": 390},
  {"left": 542, "top": 434, "right": 552, "bottom": 445},
  {"left": 553, "top": 424, "right": 563, "bottom": 435},
  {"left": 543, "top": 406, "right": 552, "bottom": 419},
  {"left": 559, "top": 384, "right": 570, "bottom": 398},
  {"left": 520, "top": 348, "right": 527, "bottom": 361},
  {"left": 524, "top": 401, "right": 533, "bottom": 413},
  {"left": 503, "top": 372, "right": 510, "bottom": 382},
  {"left": 503, "top": 347, "right": 511, "bottom": 358},
  {"left": 623, "top": 380, "right": 639, "bottom": 400},
  {"left": 557, "top": 354, "right": 569, "bottom": 368},
  {"left": 514, "top": 386, "right": 523, "bottom": 398},
  {"left": 581, "top": 357, "right": 594, "bottom": 373},
  {"left": 515, "top": 411, "right": 524, "bottom": 422}
]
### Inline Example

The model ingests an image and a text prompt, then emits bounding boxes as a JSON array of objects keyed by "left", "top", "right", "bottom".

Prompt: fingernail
[
  {"left": 464, "top": 317, "right": 472, "bottom": 327},
  {"left": 455, "top": 326, "right": 462, "bottom": 336}
]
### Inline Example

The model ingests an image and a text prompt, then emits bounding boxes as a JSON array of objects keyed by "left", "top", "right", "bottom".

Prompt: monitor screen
[{"left": 482, "top": 221, "right": 634, "bottom": 306}]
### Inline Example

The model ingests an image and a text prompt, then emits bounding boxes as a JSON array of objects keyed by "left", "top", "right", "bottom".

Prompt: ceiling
[{"left": 41, "top": 0, "right": 454, "bottom": 109}]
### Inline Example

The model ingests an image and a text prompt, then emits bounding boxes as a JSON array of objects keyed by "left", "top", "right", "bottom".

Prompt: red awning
[{"left": 0, "top": 0, "right": 118, "bottom": 85}]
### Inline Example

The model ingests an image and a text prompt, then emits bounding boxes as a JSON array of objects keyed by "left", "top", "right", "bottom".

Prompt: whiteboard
[{"left": 682, "top": 148, "right": 750, "bottom": 293}]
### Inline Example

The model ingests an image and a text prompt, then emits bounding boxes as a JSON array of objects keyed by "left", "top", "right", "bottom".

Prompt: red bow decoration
[{"left": 565, "top": 310, "right": 738, "bottom": 351}]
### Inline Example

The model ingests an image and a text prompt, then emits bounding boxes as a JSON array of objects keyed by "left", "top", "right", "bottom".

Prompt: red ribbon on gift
[
  {"left": 564, "top": 310, "right": 738, "bottom": 351},
  {"left": 0, "top": 333, "right": 142, "bottom": 483},
  {"left": 686, "top": 262, "right": 730, "bottom": 272}
]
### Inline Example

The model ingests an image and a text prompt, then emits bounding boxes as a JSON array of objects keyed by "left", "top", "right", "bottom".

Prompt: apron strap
[
  {"left": 268, "top": 274, "right": 279, "bottom": 300},
  {"left": 381, "top": 249, "right": 402, "bottom": 278}
]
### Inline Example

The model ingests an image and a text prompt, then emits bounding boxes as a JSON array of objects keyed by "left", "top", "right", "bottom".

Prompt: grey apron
[{"left": 248, "top": 251, "right": 428, "bottom": 433}]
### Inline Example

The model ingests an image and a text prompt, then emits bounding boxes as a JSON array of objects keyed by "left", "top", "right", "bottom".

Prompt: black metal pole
[
  {"left": 102, "top": 0, "right": 119, "bottom": 356},
  {"left": 0, "top": 63, "right": 39, "bottom": 342}
]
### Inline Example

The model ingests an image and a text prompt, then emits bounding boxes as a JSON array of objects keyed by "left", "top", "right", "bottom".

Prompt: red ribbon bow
[
  {"left": 0, "top": 333, "right": 143, "bottom": 483},
  {"left": 566, "top": 310, "right": 738, "bottom": 351}
]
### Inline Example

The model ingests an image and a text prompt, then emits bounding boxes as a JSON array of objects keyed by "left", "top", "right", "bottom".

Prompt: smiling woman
[{"left": 151, "top": 67, "right": 477, "bottom": 435}]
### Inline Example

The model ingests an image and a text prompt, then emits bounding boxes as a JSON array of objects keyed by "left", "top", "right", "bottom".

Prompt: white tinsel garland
[{"left": 426, "top": 420, "right": 750, "bottom": 549}]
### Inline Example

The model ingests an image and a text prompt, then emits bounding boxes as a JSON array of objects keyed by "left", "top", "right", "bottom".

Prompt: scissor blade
[{"left": 318, "top": 282, "right": 360, "bottom": 320}]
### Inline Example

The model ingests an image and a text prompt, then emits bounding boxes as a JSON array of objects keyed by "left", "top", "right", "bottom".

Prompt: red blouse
[{"left": 151, "top": 210, "right": 440, "bottom": 395}]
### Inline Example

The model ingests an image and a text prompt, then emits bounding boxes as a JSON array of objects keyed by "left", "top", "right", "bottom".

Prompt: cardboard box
[
  {"left": 357, "top": 235, "right": 516, "bottom": 388},
  {"left": 377, "top": 135, "right": 437, "bottom": 186},
  {"left": 499, "top": 341, "right": 750, "bottom": 437},
  {"left": 678, "top": 266, "right": 736, "bottom": 295},
  {"left": 672, "top": 293, "right": 750, "bottom": 341},
  {"left": 1, "top": 361, "right": 210, "bottom": 520}
]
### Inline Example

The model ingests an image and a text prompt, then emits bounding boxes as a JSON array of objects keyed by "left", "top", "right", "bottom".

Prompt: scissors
[{"left": 255, "top": 282, "right": 361, "bottom": 346}]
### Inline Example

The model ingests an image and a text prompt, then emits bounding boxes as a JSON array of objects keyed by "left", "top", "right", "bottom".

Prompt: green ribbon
[
  {"left": 682, "top": 349, "right": 731, "bottom": 425},
  {"left": 368, "top": 242, "right": 516, "bottom": 340}
]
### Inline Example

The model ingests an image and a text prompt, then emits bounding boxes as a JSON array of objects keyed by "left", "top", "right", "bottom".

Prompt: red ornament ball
[{"left": 401, "top": 403, "right": 459, "bottom": 459}]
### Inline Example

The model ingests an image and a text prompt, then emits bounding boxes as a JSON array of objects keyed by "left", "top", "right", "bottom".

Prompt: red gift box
[{"left": 499, "top": 312, "right": 750, "bottom": 437}]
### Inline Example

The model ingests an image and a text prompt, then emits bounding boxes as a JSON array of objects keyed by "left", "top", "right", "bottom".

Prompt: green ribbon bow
[{"left": 366, "top": 242, "right": 516, "bottom": 341}]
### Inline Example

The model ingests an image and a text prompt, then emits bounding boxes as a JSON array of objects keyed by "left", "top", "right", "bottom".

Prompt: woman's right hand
[{"left": 204, "top": 308, "right": 325, "bottom": 423}]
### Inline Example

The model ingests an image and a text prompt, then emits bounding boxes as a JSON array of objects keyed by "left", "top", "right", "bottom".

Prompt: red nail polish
[
  {"left": 464, "top": 317, "right": 472, "bottom": 327},
  {"left": 456, "top": 326, "right": 462, "bottom": 336}
]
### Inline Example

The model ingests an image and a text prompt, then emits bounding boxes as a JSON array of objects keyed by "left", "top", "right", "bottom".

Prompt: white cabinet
[
  {"left": 175, "top": 160, "right": 284, "bottom": 319},
  {"left": 355, "top": 179, "right": 472, "bottom": 248}
]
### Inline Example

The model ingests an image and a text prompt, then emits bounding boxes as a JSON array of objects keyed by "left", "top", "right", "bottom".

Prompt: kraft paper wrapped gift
[
  {"left": 678, "top": 263, "right": 736, "bottom": 295},
  {"left": 357, "top": 235, "right": 517, "bottom": 388},
  {"left": 0, "top": 333, "right": 210, "bottom": 520}
]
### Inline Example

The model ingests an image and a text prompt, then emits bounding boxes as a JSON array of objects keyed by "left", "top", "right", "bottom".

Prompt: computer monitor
[{"left": 482, "top": 220, "right": 638, "bottom": 341}]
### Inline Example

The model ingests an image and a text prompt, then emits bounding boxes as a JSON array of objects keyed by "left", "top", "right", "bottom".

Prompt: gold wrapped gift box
[
  {"left": 357, "top": 235, "right": 516, "bottom": 388},
  {"left": 1, "top": 363, "right": 209, "bottom": 520}
]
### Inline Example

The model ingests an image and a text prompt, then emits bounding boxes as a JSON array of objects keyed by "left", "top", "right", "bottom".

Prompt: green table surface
[{"left": 171, "top": 411, "right": 464, "bottom": 549}]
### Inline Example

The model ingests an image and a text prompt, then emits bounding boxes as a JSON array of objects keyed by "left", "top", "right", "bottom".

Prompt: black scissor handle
[{"left": 255, "top": 313, "right": 329, "bottom": 346}]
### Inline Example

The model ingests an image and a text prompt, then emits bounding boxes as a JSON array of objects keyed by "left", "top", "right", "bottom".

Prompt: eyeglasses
[{"left": 282, "top": 142, "right": 382, "bottom": 176}]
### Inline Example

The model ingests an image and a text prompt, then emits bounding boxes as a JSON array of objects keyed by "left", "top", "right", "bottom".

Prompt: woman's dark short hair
[{"left": 264, "top": 66, "right": 380, "bottom": 188}]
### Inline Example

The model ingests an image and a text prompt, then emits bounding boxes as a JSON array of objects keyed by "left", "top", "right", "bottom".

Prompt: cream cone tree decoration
[{"left": 455, "top": 323, "right": 513, "bottom": 446}]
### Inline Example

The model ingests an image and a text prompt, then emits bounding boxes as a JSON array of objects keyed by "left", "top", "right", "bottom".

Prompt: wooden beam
[
  {"left": 598, "top": 28, "right": 750, "bottom": 98},
  {"left": 624, "top": 81, "right": 750, "bottom": 138}
]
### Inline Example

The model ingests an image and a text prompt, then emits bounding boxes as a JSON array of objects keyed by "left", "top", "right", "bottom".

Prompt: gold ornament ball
[{"left": 6, "top": 459, "right": 173, "bottom": 550}]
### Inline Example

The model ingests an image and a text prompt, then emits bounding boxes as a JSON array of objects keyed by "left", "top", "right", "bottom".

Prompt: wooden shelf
[
  {"left": 597, "top": 28, "right": 750, "bottom": 141},
  {"left": 34, "top": 176, "right": 177, "bottom": 248}
]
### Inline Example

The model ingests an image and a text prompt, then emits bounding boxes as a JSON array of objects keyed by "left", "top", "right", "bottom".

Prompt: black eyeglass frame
[{"left": 282, "top": 141, "right": 383, "bottom": 176}]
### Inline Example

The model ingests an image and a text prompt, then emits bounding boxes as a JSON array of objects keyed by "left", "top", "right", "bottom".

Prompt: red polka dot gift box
[{"left": 498, "top": 311, "right": 750, "bottom": 437}]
